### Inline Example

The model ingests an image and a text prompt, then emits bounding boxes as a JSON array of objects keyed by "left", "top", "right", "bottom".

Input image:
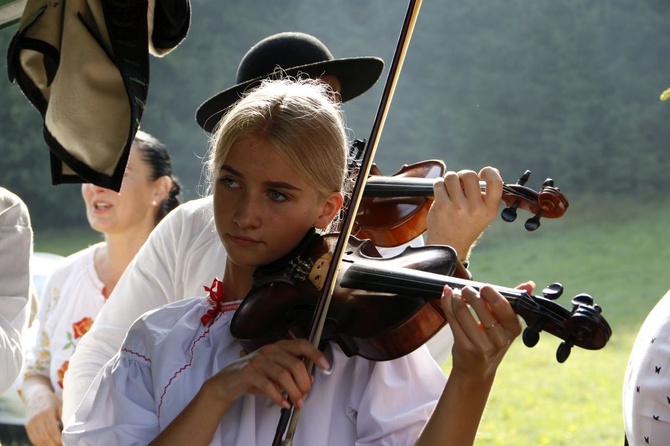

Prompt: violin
[
  {"left": 355, "top": 158, "right": 570, "bottom": 247},
  {"left": 231, "top": 231, "right": 612, "bottom": 364}
]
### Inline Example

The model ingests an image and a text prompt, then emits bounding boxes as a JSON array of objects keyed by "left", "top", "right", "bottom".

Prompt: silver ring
[{"left": 485, "top": 323, "right": 497, "bottom": 330}]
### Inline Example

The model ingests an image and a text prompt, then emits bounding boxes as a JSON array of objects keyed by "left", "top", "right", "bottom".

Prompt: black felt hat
[{"left": 196, "top": 32, "right": 384, "bottom": 133}]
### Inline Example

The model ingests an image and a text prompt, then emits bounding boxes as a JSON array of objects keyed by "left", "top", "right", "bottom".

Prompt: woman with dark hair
[{"left": 20, "top": 131, "right": 181, "bottom": 446}]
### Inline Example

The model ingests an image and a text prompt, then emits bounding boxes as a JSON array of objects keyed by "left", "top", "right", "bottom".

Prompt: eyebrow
[{"left": 219, "top": 164, "right": 303, "bottom": 192}]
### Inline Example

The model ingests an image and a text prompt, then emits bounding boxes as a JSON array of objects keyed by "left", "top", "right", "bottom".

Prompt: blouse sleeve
[
  {"left": 355, "top": 346, "right": 446, "bottom": 446},
  {"left": 0, "top": 188, "right": 32, "bottom": 393},
  {"left": 62, "top": 348, "right": 160, "bottom": 445}
]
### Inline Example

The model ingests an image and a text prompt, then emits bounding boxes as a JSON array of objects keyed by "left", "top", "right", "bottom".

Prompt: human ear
[
  {"left": 153, "top": 175, "right": 172, "bottom": 204},
  {"left": 313, "top": 192, "right": 343, "bottom": 229}
]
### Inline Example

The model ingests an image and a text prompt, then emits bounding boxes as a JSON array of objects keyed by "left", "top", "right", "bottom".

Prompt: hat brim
[{"left": 196, "top": 56, "right": 384, "bottom": 133}]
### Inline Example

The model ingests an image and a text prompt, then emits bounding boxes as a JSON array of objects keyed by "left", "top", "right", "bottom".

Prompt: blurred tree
[{"left": 2, "top": 0, "right": 670, "bottom": 229}]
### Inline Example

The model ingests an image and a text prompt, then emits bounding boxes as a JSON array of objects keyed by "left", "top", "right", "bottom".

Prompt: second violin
[{"left": 355, "top": 159, "right": 569, "bottom": 247}]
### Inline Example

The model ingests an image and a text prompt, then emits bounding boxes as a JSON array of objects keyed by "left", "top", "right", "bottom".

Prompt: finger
[
  {"left": 46, "top": 418, "right": 63, "bottom": 445},
  {"left": 277, "top": 339, "right": 330, "bottom": 371},
  {"left": 25, "top": 426, "right": 39, "bottom": 446},
  {"left": 477, "top": 285, "right": 522, "bottom": 337},
  {"left": 245, "top": 351, "right": 305, "bottom": 409},
  {"left": 271, "top": 341, "right": 329, "bottom": 406},
  {"left": 240, "top": 359, "right": 292, "bottom": 409},
  {"left": 250, "top": 340, "right": 326, "bottom": 408},
  {"left": 457, "top": 169, "right": 482, "bottom": 201},
  {"left": 32, "top": 419, "right": 61, "bottom": 446},
  {"left": 440, "top": 286, "right": 479, "bottom": 349},
  {"left": 432, "top": 176, "right": 450, "bottom": 204},
  {"left": 25, "top": 417, "right": 51, "bottom": 446},
  {"left": 442, "top": 171, "right": 465, "bottom": 203},
  {"left": 460, "top": 286, "right": 500, "bottom": 331},
  {"left": 479, "top": 166, "right": 503, "bottom": 207},
  {"left": 515, "top": 280, "right": 536, "bottom": 294}
]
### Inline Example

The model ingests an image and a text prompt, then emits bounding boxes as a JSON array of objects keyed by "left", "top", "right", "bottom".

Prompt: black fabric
[
  {"left": 6, "top": 0, "right": 190, "bottom": 191},
  {"left": 152, "top": 0, "right": 191, "bottom": 50}
]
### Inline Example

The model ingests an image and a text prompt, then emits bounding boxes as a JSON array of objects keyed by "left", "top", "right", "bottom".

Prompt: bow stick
[{"left": 273, "top": 1, "right": 424, "bottom": 444}]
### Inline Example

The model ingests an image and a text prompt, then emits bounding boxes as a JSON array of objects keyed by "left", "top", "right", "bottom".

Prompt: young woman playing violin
[{"left": 62, "top": 78, "right": 530, "bottom": 446}]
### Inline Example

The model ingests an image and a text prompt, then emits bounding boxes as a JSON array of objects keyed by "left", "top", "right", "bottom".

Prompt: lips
[
  {"left": 92, "top": 200, "right": 113, "bottom": 211},
  {"left": 228, "top": 234, "right": 262, "bottom": 247}
]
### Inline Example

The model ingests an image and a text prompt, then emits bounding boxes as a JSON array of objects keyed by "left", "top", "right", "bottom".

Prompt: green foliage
[{"left": 3, "top": 0, "right": 670, "bottom": 227}]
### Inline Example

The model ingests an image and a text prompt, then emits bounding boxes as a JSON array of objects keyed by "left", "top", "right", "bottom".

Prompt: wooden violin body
[{"left": 231, "top": 232, "right": 611, "bottom": 363}]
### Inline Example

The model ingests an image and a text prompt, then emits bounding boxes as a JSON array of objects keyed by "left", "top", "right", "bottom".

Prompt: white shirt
[
  {"left": 23, "top": 244, "right": 107, "bottom": 395},
  {"left": 63, "top": 196, "right": 454, "bottom": 423},
  {"left": 62, "top": 295, "right": 446, "bottom": 445},
  {"left": 623, "top": 289, "right": 670, "bottom": 445},
  {"left": 0, "top": 187, "right": 32, "bottom": 394}
]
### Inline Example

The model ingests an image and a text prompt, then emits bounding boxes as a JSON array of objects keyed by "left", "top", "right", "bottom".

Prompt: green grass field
[
  {"left": 454, "top": 196, "right": 670, "bottom": 445},
  {"left": 32, "top": 197, "right": 670, "bottom": 445}
]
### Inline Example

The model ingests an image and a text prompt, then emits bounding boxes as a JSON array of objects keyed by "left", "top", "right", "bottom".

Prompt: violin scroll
[
  {"left": 501, "top": 170, "right": 569, "bottom": 231},
  {"left": 518, "top": 285, "right": 611, "bottom": 363}
]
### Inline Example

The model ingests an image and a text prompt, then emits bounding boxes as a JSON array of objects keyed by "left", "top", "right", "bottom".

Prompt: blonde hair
[{"left": 206, "top": 78, "right": 348, "bottom": 199}]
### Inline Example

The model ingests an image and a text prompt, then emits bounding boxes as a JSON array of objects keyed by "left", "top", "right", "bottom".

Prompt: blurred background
[
  {"left": 3, "top": 0, "right": 670, "bottom": 230},
  {"left": 2, "top": 1, "right": 670, "bottom": 444}
]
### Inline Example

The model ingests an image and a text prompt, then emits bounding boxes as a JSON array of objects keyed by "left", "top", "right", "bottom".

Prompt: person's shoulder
[
  {"left": 170, "top": 196, "right": 213, "bottom": 219},
  {"left": 153, "top": 196, "right": 214, "bottom": 236},
  {"left": 56, "top": 243, "right": 100, "bottom": 269},
  {"left": 128, "top": 296, "right": 212, "bottom": 341},
  {"left": 45, "top": 243, "right": 101, "bottom": 283}
]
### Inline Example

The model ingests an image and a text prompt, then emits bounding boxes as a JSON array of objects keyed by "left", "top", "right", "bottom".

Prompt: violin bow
[{"left": 273, "top": 1, "right": 424, "bottom": 444}]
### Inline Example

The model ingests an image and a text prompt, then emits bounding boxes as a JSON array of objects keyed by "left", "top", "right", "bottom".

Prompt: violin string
[{"left": 343, "top": 259, "right": 583, "bottom": 337}]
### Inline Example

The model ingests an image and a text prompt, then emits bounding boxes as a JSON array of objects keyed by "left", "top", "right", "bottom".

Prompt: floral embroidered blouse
[{"left": 23, "top": 243, "right": 107, "bottom": 395}]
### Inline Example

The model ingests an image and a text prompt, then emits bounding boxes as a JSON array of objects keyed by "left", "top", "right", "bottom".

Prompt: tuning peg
[
  {"left": 542, "top": 283, "right": 564, "bottom": 300},
  {"left": 571, "top": 293, "right": 594, "bottom": 310},
  {"left": 524, "top": 213, "right": 541, "bottom": 231},
  {"left": 542, "top": 178, "right": 555, "bottom": 188},
  {"left": 501, "top": 204, "right": 519, "bottom": 222},
  {"left": 556, "top": 339, "right": 573, "bottom": 363},
  {"left": 522, "top": 326, "right": 541, "bottom": 348},
  {"left": 517, "top": 170, "right": 531, "bottom": 186},
  {"left": 501, "top": 170, "right": 536, "bottom": 223}
]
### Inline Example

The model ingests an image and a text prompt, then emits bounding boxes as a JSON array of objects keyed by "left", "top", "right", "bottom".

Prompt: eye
[
  {"left": 268, "top": 189, "right": 289, "bottom": 202},
  {"left": 218, "top": 176, "right": 239, "bottom": 189}
]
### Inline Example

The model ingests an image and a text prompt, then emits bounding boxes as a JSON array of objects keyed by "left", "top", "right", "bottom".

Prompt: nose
[
  {"left": 233, "top": 195, "right": 262, "bottom": 229},
  {"left": 82, "top": 183, "right": 111, "bottom": 194}
]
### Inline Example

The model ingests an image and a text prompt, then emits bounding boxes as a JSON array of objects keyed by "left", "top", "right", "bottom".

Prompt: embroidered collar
[{"left": 201, "top": 278, "right": 239, "bottom": 326}]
